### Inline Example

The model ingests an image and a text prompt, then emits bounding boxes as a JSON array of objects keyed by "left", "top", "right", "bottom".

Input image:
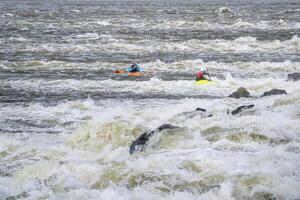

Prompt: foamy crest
[
  {"left": 75, "top": 33, "right": 100, "bottom": 40},
  {"left": 66, "top": 121, "right": 144, "bottom": 152}
]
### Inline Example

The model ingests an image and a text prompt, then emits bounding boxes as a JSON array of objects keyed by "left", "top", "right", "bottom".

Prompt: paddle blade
[{"left": 115, "top": 70, "right": 125, "bottom": 74}]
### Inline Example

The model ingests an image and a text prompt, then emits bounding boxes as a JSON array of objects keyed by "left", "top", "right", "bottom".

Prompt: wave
[
  {"left": 142, "top": 18, "right": 298, "bottom": 30},
  {"left": 1, "top": 59, "right": 299, "bottom": 79},
  {"left": 5, "top": 35, "right": 298, "bottom": 57},
  {"left": 1, "top": 83, "right": 299, "bottom": 198},
  {"left": 231, "top": 21, "right": 255, "bottom": 29},
  {"left": 75, "top": 33, "right": 100, "bottom": 40}
]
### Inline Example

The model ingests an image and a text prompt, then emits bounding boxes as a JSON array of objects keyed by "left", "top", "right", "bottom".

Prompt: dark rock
[
  {"left": 228, "top": 87, "right": 250, "bottom": 99},
  {"left": 5, "top": 192, "right": 29, "bottom": 200},
  {"left": 231, "top": 105, "right": 254, "bottom": 115},
  {"left": 178, "top": 108, "right": 210, "bottom": 118},
  {"left": 269, "top": 138, "right": 290, "bottom": 146},
  {"left": 252, "top": 191, "right": 277, "bottom": 200},
  {"left": 195, "top": 108, "right": 207, "bottom": 112},
  {"left": 129, "top": 131, "right": 149, "bottom": 154},
  {"left": 287, "top": 73, "right": 300, "bottom": 81},
  {"left": 261, "top": 89, "right": 287, "bottom": 97},
  {"left": 129, "top": 124, "right": 178, "bottom": 154},
  {"left": 0, "top": 171, "right": 12, "bottom": 177},
  {"left": 157, "top": 124, "right": 177, "bottom": 131}
]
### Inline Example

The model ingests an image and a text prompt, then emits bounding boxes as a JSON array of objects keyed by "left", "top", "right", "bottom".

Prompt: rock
[
  {"left": 176, "top": 108, "right": 212, "bottom": 119},
  {"left": 157, "top": 124, "right": 177, "bottom": 131},
  {"left": 5, "top": 192, "right": 29, "bottom": 200},
  {"left": 129, "top": 124, "right": 178, "bottom": 154},
  {"left": 287, "top": 73, "right": 300, "bottom": 81},
  {"left": 195, "top": 108, "right": 207, "bottom": 112},
  {"left": 261, "top": 89, "right": 287, "bottom": 97},
  {"left": 228, "top": 87, "right": 250, "bottom": 99},
  {"left": 269, "top": 138, "right": 290, "bottom": 146},
  {"left": 231, "top": 105, "right": 254, "bottom": 115}
]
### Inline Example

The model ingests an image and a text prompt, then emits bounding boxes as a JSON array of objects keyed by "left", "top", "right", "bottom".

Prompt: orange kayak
[{"left": 128, "top": 72, "right": 142, "bottom": 77}]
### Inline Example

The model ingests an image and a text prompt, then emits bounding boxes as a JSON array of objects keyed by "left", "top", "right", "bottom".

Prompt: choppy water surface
[{"left": 0, "top": 0, "right": 300, "bottom": 199}]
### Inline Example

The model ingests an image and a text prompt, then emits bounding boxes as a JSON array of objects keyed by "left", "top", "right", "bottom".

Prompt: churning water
[{"left": 0, "top": 0, "right": 300, "bottom": 199}]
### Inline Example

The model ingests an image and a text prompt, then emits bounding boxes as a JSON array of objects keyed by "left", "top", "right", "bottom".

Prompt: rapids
[{"left": 0, "top": 0, "right": 299, "bottom": 199}]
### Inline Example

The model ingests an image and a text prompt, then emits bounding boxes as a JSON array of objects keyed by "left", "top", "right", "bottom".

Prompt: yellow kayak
[{"left": 195, "top": 79, "right": 212, "bottom": 85}]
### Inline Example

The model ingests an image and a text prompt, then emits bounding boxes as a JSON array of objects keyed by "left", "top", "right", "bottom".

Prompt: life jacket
[
  {"left": 197, "top": 72, "right": 203, "bottom": 78},
  {"left": 128, "top": 64, "right": 140, "bottom": 72}
]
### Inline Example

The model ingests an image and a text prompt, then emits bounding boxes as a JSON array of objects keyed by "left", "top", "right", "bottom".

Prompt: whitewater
[{"left": 0, "top": 0, "right": 299, "bottom": 199}]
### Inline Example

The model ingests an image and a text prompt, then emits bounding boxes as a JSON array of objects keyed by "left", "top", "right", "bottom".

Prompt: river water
[{"left": 0, "top": 0, "right": 300, "bottom": 199}]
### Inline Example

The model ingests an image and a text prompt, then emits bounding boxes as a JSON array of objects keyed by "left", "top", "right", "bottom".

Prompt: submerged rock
[
  {"left": 251, "top": 192, "right": 278, "bottom": 200},
  {"left": 5, "top": 192, "right": 29, "bottom": 200},
  {"left": 269, "top": 138, "right": 290, "bottom": 146},
  {"left": 228, "top": 87, "right": 250, "bottom": 99},
  {"left": 287, "top": 72, "right": 300, "bottom": 81},
  {"left": 261, "top": 89, "right": 287, "bottom": 97},
  {"left": 193, "top": 16, "right": 204, "bottom": 22}
]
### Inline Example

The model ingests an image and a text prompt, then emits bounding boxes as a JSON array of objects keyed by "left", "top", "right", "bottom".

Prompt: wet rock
[
  {"left": 226, "top": 132, "right": 269, "bottom": 143},
  {"left": 231, "top": 105, "right": 254, "bottom": 115},
  {"left": 252, "top": 192, "right": 277, "bottom": 200},
  {"left": 0, "top": 171, "right": 12, "bottom": 177},
  {"left": 5, "top": 192, "right": 29, "bottom": 200},
  {"left": 287, "top": 72, "right": 300, "bottom": 81},
  {"left": 269, "top": 138, "right": 290, "bottom": 146},
  {"left": 177, "top": 108, "right": 212, "bottom": 118},
  {"left": 157, "top": 124, "right": 177, "bottom": 131},
  {"left": 260, "top": 89, "right": 287, "bottom": 97},
  {"left": 285, "top": 145, "right": 300, "bottom": 153},
  {"left": 129, "top": 124, "right": 178, "bottom": 154},
  {"left": 228, "top": 87, "right": 250, "bottom": 99},
  {"left": 195, "top": 107, "right": 207, "bottom": 112}
]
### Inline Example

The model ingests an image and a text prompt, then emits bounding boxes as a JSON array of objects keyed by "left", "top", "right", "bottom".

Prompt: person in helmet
[
  {"left": 128, "top": 59, "right": 140, "bottom": 72},
  {"left": 196, "top": 67, "right": 211, "bottom": 81}
]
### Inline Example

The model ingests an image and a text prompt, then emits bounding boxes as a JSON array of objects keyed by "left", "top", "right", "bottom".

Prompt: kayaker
[
  {"left": 196, "top": 67, "right": 211, "bottom": 81},
  {"left": 128, "top": 59, "right": 140, "bottom": 72}
]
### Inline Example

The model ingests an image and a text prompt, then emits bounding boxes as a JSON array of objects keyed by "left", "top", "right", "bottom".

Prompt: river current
[{"left": 0, "top": 0, "right": 300, "bottom": 199}]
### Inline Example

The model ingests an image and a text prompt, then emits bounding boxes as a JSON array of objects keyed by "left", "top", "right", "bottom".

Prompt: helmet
[{"left": 200, "top": 67, "right": 207, "bottom": 72}]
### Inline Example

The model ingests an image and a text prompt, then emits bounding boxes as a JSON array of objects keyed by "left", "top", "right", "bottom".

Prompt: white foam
[
  {"left": 231, "top": 20, "right": 256, "bottom": 29},
  {"left": 4, "top": 13, "right": 14, "bottom": 17},
  {"left": 93, "top": 20, "right": 111, "bottom": 26},
  {"left": 75, "top": 33, "right": 100, "bottom": 40},
  {"left": 70, "top": 10, "right": 80, "bottom": 13}
]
